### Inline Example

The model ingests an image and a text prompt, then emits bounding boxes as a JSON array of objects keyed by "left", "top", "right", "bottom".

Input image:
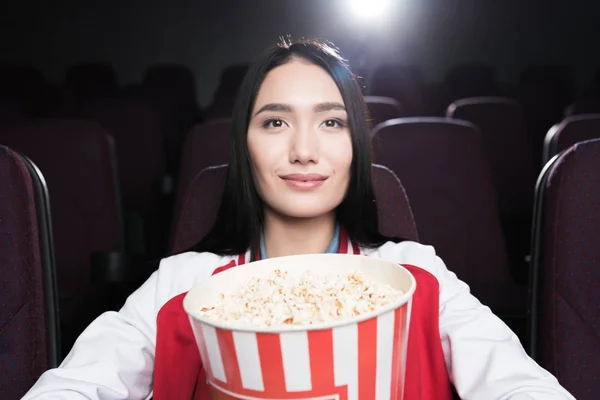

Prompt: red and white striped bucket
[{"left": 184, "top": 254, "right": 416, "bottom": 400}]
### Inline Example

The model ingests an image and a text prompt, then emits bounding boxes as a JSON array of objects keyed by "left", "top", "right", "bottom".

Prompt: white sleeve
[
  {"left": 432, "top": 253, "right": 575, "bottom": 399},
  {"left": 21, "top": 271, "right": 159, "bottom": 400}
]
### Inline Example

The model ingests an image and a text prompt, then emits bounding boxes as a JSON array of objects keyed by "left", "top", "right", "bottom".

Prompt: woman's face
[{"left": 247, "top": 59, "right": 353, "bottom": 219}]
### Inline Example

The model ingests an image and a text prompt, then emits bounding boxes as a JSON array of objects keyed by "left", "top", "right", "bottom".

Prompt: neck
[{"left": 262, "top": 210, "right": 337, "bottom": 259}]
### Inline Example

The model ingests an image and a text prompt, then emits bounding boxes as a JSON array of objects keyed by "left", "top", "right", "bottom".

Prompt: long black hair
[{"left": 191, "top": 38, "right": 399, "bottom": 258}]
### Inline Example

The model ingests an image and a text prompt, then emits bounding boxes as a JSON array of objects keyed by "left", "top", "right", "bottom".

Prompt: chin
[
  {"left": 282, "top": 210, "right": 332, "bottom": 219},
  {"left": 270, "top": 199, "right": 340, "bottom": 220}
]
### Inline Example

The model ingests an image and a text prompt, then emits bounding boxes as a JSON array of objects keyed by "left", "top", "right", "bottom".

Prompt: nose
[{"left": 289, "top": 123, "right": 319, "bottom": 164}]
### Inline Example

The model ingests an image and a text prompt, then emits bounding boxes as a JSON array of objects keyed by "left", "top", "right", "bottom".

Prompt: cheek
[
  {"left": 246, "top": 131, "right": 260, "bottom": 162},
  {"left": 330, "top": 136, "right": 353, "bottom": 176},
  {"left": 246, "top": 134, "right": 264, "bottom": 187},
  {"left": 247, "top": 132, "right": 269, "bottom": 171},
  {"left": 247, "top": 133, "right": 276, "bottom": 192},
  {"left": 248, "top": 131, "right": 290, "bottom": 172}
]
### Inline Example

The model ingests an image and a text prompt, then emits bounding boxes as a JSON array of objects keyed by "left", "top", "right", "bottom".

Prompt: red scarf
[{"left": 153, "top": 234, "right": 452, "bottom": 399}]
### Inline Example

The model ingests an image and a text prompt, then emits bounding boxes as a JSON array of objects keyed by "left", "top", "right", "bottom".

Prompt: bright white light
[{"left": 348, "top": 0, "right": 391, "bottom": 19}]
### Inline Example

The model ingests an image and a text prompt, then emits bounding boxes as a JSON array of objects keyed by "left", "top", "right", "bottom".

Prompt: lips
[
  {"left": 279, "top": 173, "right": 328, "bottom": 182},
  {"left": 279, "top": 174, "right": 328, "bottom": 191}
]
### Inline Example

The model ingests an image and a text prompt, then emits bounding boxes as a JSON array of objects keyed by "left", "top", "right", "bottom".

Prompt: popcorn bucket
[{"left": 184, "top": 253, "right": 416, "bottom": 400}]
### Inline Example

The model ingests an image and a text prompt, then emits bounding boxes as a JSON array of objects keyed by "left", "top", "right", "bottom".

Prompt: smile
[{"left": 279, "top": 174, "right": 328, "bottom": 191}]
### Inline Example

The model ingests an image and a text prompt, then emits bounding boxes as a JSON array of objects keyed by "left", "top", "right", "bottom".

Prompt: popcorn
[{"left": 196, "top": 269, "right": 404, "bottom": 328}]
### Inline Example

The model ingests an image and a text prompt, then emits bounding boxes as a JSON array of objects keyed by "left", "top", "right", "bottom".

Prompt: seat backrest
[
  {"left": 364, "top": 96, "right": 403, "bottom": 128},
  {"left": 78, "top": 93, "right": 166, "bottom": 213},
  {"left": 170, "top": 164, "right": 418, "bottom": 254},
  {"left": 174, "top": 119, "right": 231, "bottom": 220},
  {"left": 529, "top": 139, "right": 600, "bottom": 398},
  {"left": 0, "top": 119, "right": 124, "bottom": 351},
  {"left": 372, "top": 117, "right": 513, "bottom": 309},
  {"left": 447, "top": 97, "right": 536, "bottom": 216},
  {"left": 170, "top": 165, "right": 228, "bottom": 253},
  {"left": 372, "top": 164, "right": 419, "bottom": 242},
  {"left": 0, "top": 146, "right": 59, "bottom": 399},
  {"left": 543, "top": 114, "right": 600, "bottom": 166}
]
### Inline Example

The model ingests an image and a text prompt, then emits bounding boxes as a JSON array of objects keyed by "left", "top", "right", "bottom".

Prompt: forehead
[{"left": 253, "top": 59, "right": 344, "bottom": 108}]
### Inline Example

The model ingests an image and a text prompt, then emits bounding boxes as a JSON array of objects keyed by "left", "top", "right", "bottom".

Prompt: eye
[
  {"left": 263, "top": 118, "right": 288, "bottom": 129},
  {"left": 321, "top": 119, "right": 346, "bottom": 129}
]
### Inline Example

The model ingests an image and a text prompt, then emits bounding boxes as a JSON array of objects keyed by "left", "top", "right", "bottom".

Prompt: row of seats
[
  {"left": 3, "top": 94, "right": 599, "bottom": 357},
  {"left": 2, "top": 63, "right": 597, "bottom": 210},
  {"left": 371, "top": 64, "right": 600, "bottom": 116},
  {"left": 175, "top": 99, "right": 600, "bottom": 276},
  {"left": 4, "top": 62, "right": 600, "bottom": 181},
  {"left": 4, "top": 133, "right": 598, "bottom": 399},
  {"left": 4, "top": 62, "right": 600, "bottom": 159},
  {"left": 370, "top": 65, "right": 600, "bottom": 177}
]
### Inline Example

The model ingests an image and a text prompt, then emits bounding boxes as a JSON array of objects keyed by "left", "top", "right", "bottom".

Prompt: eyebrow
[
  {"left": 253, "top": 103, "right": 293, "bottom": 116},
  {"left": 314, "top": 102, "right": 346, "bottom": 113},
  {"left": 253, "top": 102, "right": 346, "bottom": 117}
]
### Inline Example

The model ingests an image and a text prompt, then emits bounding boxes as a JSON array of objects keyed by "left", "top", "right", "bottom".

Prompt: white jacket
[{"left": 22, "top": 240, "right": 575, "bottom": 400}]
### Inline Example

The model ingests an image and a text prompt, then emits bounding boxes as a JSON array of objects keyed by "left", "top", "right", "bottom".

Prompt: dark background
[{"left": 3, "top": 0, "right": 598, "bottom": 105}]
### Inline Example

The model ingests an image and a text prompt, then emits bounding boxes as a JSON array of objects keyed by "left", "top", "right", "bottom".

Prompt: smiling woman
[
  {"left": 191, "top": 38, "right": 389, "bottom": 260},
  {"left": 247, "top": 59, "right": 353, "bottom": 229},
  {"left": 21, "top": 38, "right": 576, "bottom": 400}
]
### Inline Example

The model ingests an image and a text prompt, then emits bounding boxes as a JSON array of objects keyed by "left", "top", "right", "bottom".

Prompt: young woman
[{"left": 23, "top": 39, "right": 574, "bottom": 400}]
